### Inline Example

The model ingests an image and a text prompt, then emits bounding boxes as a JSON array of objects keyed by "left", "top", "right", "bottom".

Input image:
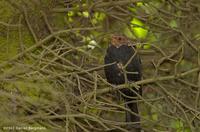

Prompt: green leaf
[
  {"left": 136, "top": 2, "right": 143, "bottom": 7},
  {"left": 131, "top": 18, "right": 148, "bottom": 39},
  {"left": 124, "top": 27, "right": 136, "bottom": 39},
  {"left": 169, "top": 20, "right": 178, "bottom": 28},
  {"left": 152, "top": 113, "right": 158, "bottom": 121},
  {"left": 194, "top": 34, "right": 200, "bottom": 40},
  {"left": 143, "top": 44, "right": 151, "bottom": 49},
  {"left": 91, "top": 12, "right": 106, "bottom": 25},
  {"left": 171, "top": 119, "right": 184, "bottom": 129},
  {"left": 82, "top": 11, "right": 89, "bottom": 18},
  {"left": 128, "top": 7, "right": 136, "bottom": 12},
  {"left": 94, "top": 12, "right": 106, "bottom": 21},
  {"left": 67, "top": 11, "right": 74, "bottom": 17}
]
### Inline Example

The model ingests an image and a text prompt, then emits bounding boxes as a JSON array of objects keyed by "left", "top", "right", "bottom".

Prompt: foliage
[{"left": 0, "top": 0, "right": 200, "bottom": 132}]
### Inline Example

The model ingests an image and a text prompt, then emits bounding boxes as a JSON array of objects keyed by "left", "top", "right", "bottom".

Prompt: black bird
[{"left": 104, "top": 34, "right": 142, "bottom": 131}]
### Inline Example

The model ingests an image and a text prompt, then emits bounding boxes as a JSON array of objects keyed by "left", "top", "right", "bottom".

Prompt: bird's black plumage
[{"left": 104, "top": 35, "right": 142, "bottom": 131}]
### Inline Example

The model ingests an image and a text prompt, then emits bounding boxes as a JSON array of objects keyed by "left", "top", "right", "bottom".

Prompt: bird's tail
[{"left": 124, "top": 97, "right": 141, "bottom": 131}]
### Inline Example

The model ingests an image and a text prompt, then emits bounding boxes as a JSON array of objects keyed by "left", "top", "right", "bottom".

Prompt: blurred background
[{"left": 0, "top": 0, "right": 200, "bottom": 131}]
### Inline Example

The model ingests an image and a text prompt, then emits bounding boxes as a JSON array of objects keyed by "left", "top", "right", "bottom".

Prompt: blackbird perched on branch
[{"left": 104, "top": 34, "right": 142, "bottom": 131}]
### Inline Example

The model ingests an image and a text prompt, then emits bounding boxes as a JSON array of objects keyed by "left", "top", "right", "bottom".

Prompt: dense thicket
[{"left": 0, "top": 0, "right": 200, "bottom": 131}]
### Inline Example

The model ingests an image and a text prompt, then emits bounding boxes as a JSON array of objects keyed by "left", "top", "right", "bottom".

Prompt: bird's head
[{"left": 111, "top": 34, "right": 133, "bottom": 48}]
